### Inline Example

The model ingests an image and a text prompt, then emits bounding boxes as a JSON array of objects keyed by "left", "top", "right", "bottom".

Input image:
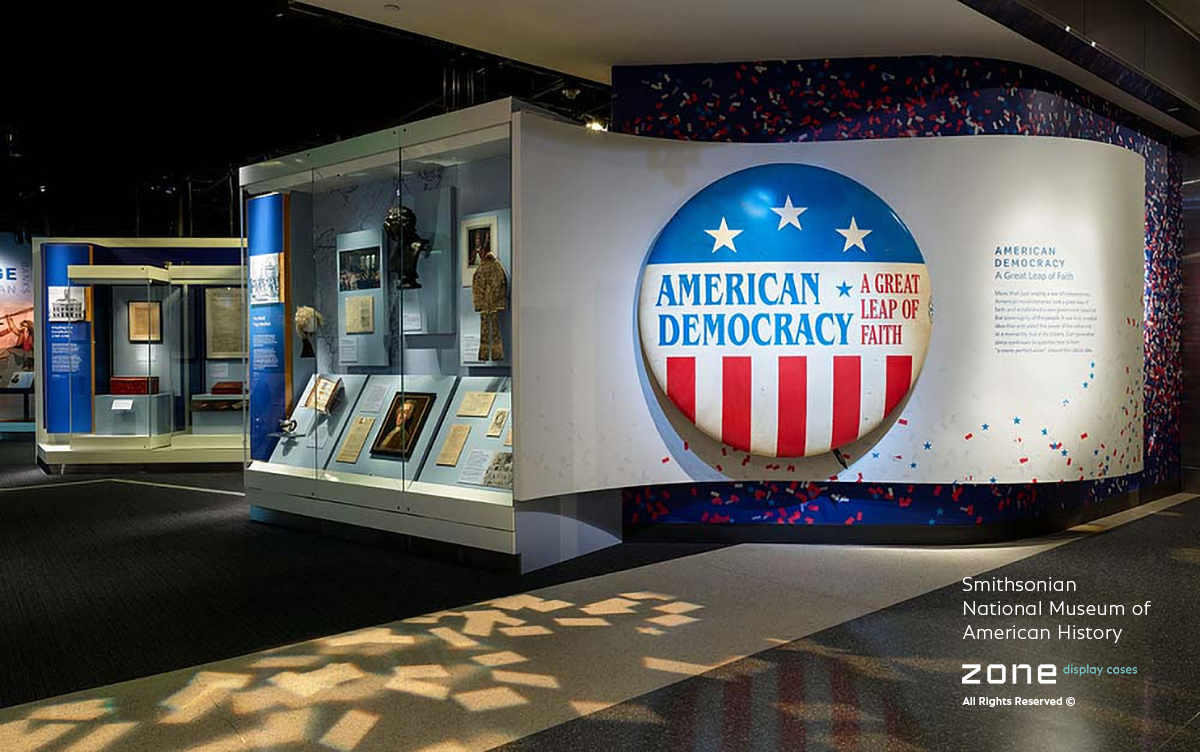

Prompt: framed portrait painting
[
  {"left": 370, "top": 391, "right": 437, "bottom": 459},
  {"left": 460, "top": 214, "right": 499, "bottom": 286}
]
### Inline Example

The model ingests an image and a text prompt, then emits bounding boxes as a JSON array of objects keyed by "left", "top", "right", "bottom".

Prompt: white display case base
[
  {"left": 39, "top": 437, "right": 244, "bottom": 466},
  {"left": 245, "top": 461, "right": 621, "bottom": 573}
]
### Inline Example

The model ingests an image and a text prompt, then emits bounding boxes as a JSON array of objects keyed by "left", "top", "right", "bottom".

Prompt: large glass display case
[
  {"left": 33, "top": 240, "right": 246, "bottom": 466},
  {"left": 241, "top": 99, "right": 599, "bottom": 571}
]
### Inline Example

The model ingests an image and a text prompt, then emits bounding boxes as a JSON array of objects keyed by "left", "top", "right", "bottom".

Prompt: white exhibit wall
[{"left": 513, "top": 115, "right": 1144, "bottom": 502}]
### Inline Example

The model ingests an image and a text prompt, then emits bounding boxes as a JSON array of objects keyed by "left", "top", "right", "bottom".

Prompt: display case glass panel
[{"left": 242, "top": 108, "right": 515, "bottom": 511}]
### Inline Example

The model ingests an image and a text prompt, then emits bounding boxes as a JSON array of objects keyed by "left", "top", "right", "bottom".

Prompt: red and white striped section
[{"left": 665, "top": 353, "right": 916, "bottom": 456}]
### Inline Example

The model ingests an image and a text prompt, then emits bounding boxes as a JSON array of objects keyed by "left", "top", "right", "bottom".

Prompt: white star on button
[
  {"left": 770, "top": 196, "right": 807, "bottom": 230},
  {"left": 836, "top": 216, "right": 872, "bottom": 252},
  {"left": 704, "top": 217, "right": 743, "bottom": 253}
]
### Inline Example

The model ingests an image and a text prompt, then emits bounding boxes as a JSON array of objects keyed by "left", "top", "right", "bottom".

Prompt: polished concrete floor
[{"left": 0, "top": 444, "right": 1194, "bottom": 751}]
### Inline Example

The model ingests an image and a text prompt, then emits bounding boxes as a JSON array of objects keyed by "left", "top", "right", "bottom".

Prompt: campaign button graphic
[{"left": 638, "top": 163, "right": 932, "bottom": 458}]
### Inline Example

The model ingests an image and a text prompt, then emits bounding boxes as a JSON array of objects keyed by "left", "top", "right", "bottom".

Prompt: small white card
[
  {"left": 401, "top": 289, "right": 424, "bottom": 332},
  {"left": 339, "top": 337, "right": 359, "bottom": 364},
  {"left": 314, "top": 419, "right": 331, "bottom": 451},
  {"left": 458, "top": 448, "right": 495, "bottom": 486},
  {"left": 359, "top": 383, "right": 389, "bottom": 413},
  {"left": 461, "top": 333, "right": 480, "bottom": 363},
  {"left": 210, "top": 362, "right": 230, "bottom": 378},
  {"left": 111, "top": 399, "right": 135, "bottom": 411}
]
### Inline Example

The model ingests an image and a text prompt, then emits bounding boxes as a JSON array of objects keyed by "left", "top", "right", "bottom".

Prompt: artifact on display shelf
[
  {"left": 338, "top": 247, "right": 382, "bottom": 291},
  {"left": 456, "top": 391, "right": 497, "bottom": 418},
  {"left": 294, "top": 306, "right": 324, "bottom": 359},
  {"left": 204, "top": 287, "right": 246, "bottom": 358},
  {"left": 335, "top": 416, "right": 376, "bottom": 464},
  {"left": 457, "top": 448, "right": 493, "bottom": 486},
  {"left": 274, "top": 418, "right": 300, "bottom": 439},
  {"left": 486, "top": 408, "right": 509, "bottom": 438},
  {"left": 48, "top": 286, "right": 87, "bottom": 322},
  {"left": 504, "top": 429, "right": 513, "bottom": 447},
  {"left": 482, "top": 451, "right": 514, "bottom": 490},
  {"left": 460, "top": 215, "right": 499, "bottom": 287},
  {"left": 111, "top": 376, "right": 160, "bottom": 395},
  {"left": 127, "top": 301, "right": 162, "bottom": 344},
  {"left": 249, "top": 253, "right": 283, "bottom": 305},
  {"left": 370, "top": 391, "right": 436, "bottom": 459},
  {"left": 304, "top": 375, "right": 343, "bottom": 415},
  {"left": 384, "top": 206, "right": 431, "bottom": 290},
  {"left": 472, "top": 252, "right": 508, "bottom": 361},
  {"left": 211, "top": 380, "right": 245, "bottom": 395},
  {"left": 435, "top": 424, "right": 471, "bottom": 466},
  {"left": 344, "top": 295, "right": 375, "bottom": 334}
]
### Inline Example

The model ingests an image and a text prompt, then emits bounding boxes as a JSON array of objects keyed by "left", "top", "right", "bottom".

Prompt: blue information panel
[
  {"left": 247, "top": 194, "right": 289, "bottom": 460},
  {"left": 42, "top": 243, "right": 93, "bottom": 434}
]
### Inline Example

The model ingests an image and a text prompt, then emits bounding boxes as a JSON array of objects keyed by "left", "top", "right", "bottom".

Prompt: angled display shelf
[
  {"left": 33, "top": 238, "right": 247, "bottom": 467},
  {"left": 240, "top": 99, "right": 621, "bottom": 572}
]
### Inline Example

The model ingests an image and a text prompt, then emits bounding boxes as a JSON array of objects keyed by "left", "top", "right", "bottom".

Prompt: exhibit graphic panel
[
  {"left": 638, "top": 163, "right": 932, "bottom": 458},
  {"left": 514, "top": 116, "right": 1145, "bottom": 500}
]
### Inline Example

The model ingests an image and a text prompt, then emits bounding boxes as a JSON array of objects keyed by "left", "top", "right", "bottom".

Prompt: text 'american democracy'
[{"left": 652, "top": 271, "right": 922, "bottom": 347}]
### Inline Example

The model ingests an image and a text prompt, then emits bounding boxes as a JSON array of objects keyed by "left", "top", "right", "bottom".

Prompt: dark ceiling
[{"left": 0, "top": 1, "right": 610, "bottom": 241}]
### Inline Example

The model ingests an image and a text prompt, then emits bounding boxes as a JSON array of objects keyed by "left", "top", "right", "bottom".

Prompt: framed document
[
  {"left": 205, "top": 288, "right": 246, "bottom": 358},
  {"left": 338, "top": 246, "right": 382, "bottom": 291},
  {"left": 336, "top": 416, "right": 376, "bottom": 464},
  {"left": 344, "top": 295, "right": 375, "bottom": 334},
  {"left": 460, "top": 214, "right": 499, "bottom": 286},
  {"left": 457, "top": 391, "right": 497, "bottom": 418},
  {"left": 486, "top": 408, "right": 509, "bottom": 438},
  {"left": 436, "top": 424, "right": 471, "bottom": 466},
  {"left": 304, "top": 375, "right": 343, "bottom": 414},
  {"left": 127, "top": 301, "right": 162, "bottom": 343},
  {"left": 370, "top": 392, "right": 436, "bottom": 459}
]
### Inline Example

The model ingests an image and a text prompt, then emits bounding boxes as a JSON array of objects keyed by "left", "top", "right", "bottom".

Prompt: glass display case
[
  {"left": 33, "top": 240, "right": 246, "bottom": 466},
  {"left": 242, "top": 99, "right": 586, "bottom": 569}
]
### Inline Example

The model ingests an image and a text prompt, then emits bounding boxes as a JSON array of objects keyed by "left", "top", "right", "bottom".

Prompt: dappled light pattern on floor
[{"left": 0, "top": 592, "right": 711, "bottom": 751}]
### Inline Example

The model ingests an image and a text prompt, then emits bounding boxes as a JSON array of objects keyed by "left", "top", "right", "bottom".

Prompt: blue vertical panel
[
  {"left": 247, "top": 194, "right": 288, "bottom": 460},
  {"left": 43, "top": 243, "right": 93, "bottom": 433}
]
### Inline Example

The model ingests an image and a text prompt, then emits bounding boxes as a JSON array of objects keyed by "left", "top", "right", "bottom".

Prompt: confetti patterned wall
[{"left": 615, "top": 56, "right": 1183, "bottom": 529}]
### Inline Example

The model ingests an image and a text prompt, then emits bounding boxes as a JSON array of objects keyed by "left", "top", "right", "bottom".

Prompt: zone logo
[{"left": 962, "top": 664, "right": 1057, "bottom": 684}]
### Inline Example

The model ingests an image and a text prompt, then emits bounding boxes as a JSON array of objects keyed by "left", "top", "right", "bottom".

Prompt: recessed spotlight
[
  {"left": 1090, "top": 40, "right": 1096, "bottom": 47},
  {"left": 1065, "top": 25, "right": 1071, "bottom": 32},
  {"left": 585, "top": 121, "right": 607, "bottom": 131},
  {"left": 383, "top": 3, "right": 400, "bottom": 10}
]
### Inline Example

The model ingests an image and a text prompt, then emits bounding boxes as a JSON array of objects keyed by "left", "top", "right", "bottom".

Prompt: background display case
[
  {"left": 33, "top": 239, "right": 246, "bottom": 466},
  {"left": 241, "top": 100, "right": 620, "bottom": 572}
]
